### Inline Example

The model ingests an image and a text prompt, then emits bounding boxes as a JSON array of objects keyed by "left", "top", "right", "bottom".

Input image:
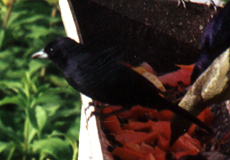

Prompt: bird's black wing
[{"left": 64, "top": 47, "right": 163, "bottom": 108}]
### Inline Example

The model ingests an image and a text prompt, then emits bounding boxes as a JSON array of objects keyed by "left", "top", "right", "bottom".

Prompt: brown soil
[{"left": 72, "top": 0, "right": 218, "bottom": 73}]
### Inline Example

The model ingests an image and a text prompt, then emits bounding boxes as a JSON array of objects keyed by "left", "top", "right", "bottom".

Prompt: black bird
[
  {"left": 170, "top": 47, "right": 230, "bottom": 146},
  {"left": 191, "top": 1, "right": 230, "bottom": 83},
  {"left": 32, "top": 37, "right": 212, "bottom": 144},
  {"left": 177, "top": 0, "right": 216, "bottom": 10},
  {"left": 170, "top": 1, "right": 230, "bottom": 146}
]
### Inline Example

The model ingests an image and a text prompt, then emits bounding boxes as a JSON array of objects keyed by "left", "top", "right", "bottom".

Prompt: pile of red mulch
[
  {"left": 99, "top": 64, "right": 230, "bottom": 160},
  {"left": 103, "top": 106, "right": 213, "bottom": 160}
]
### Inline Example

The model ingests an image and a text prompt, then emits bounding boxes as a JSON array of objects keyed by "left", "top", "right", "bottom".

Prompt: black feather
[{"left": 34, "top": 37, "right": 212, "bottom": 144}]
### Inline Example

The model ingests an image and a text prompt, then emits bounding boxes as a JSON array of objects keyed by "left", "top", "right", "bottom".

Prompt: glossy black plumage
[
  {"left": 191, "top": 1, "right": 230, "bottom": 83},
  {"left": 32, "top": 37, "right": 212, "bottom": 144}
]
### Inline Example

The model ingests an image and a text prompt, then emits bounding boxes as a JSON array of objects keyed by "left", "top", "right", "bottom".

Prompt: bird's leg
[
  {"left": 85, "top": 100, "right": 108, "bottom": 114},
  {"left": 103, "top": 107, "right": 129, "bottom": 119},
  {"left": 85, "top": 100, "right": 99, "bottom": 114},
  {"left": 177, "top": 0, "right": 187, "bottom": 8},
  {"left": 84, "top": 102, "right": 93, "bottom": 114},
  {"left": 177, "top": 0, "right": 216, "bottom": 11},
  {"left": 86, "top": 110, "right": 101, "bottom": 127},
  {"left": 86, "top": 105, "right": 128, "bottom": 126},
  {"left": 85, "top": 101, "right": 106, "bottom": 124},
  {"left": 208, "top": 0, "right": 217, "bottom": 12}
]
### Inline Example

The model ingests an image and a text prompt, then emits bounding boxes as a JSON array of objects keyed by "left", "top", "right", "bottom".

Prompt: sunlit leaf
[
  {"left": 32, "top": 138, "right": 72, "bottom": 160},
  {"left": 29, "top": 105, "right": 47, "bottom": 132},
  {"left": 47, "top": 75, "right": 69, "bottom": 87},
  {"left": 0, "top": 141, "right": 9, "bottom": 153},
  {"left": 27, "top": 126, "right": 37, "bottom": 145},
  {"left": 0, "top": 0, "right": 79, "bottom": 159},
  {"left": 0, "top": 95, "right": 24, "bottom": 107},
  {"left": 29, "top": 59, "right": 47, "bottom": 75}
]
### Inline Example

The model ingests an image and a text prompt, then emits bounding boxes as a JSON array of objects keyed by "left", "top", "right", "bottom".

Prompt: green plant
[{"left": 0, "top": 0, "right": 81, "bottom": 159}]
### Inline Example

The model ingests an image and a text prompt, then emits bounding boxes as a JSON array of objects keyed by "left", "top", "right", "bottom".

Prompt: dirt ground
[
  {"left": 72, "top": 0, "right": 217, "bottom": 73},
  {"left": 92, "top": 0, "right": 214, "bottom": 49}
]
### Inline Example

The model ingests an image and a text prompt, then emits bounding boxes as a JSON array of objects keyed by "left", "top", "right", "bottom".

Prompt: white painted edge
[
  {"left": 59, "top": 1, "right": 103, "bottom": 160},
  {"left": 189, "top": 0, "right": 224, "bottom": 6},
  {"left": 59, "top": 0, "right": 80, "bottom": 43}
]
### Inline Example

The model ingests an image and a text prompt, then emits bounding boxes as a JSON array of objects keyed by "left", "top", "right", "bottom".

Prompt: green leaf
[
  {"left": 28, "top": 105, "right": 47, "bottom": 132},
  {"left": 35, "top": 93, "right": 63, "bottom": 106},
  {"left": 40, "top": 104, "right": 61, "bottom": 117},
  {"left": 29, "top": 59, "right": 47, "bottom": 75},
  {"left": 45, "top": 0, "right": 58, "bottom": 5},
  {"left": 28, "top": 109, "right": 38, "bottom": 129},
  {"left": 26, "top": 25, "right": 63, "bottom": 39},
  {"left": 27, "top": 127, "right": 37, "bottom": 145},
  {"left": 0, "top": 59, "right": 10, "bottom": 71},
  {"left": 51, "top": 109, "right": 79, "bottom": 120},
  {"left": 10, "top": 15, "right": 51, "bottom": 29},
  {"left": 67, "top": 117, "right": 81, "bottom": 139},
  {"left": 0, "top": 48, "right": 12, "bottom": 59},
  {"left": 50, "top": 131, "right": 79, "bottom": 160},
  {"left": 0, "top": 141, "right": 16, "bottom": 160},
  {"left": 47, "top": 75, "right": 69, "bottom": 87},
  {"left": 0, "top": 46, "right": 25, "bottom": 58},
  {"left": 0, "top": 29, "right": 5, "bottom": 49},
  {"left": 0, "top": 95, "right": 24, "bottom": 107},
  {"left": 0, "top": 80, "right": 23, "bottom": 91},
  {"left": 0, "top": 121, "right": 22, "bottom": 145},
  {"left": 32, "top": 138, "right": 72, "bottom": 160},
  {"left": 0, "top": 0, "right": 80, "bottom": 159},
  {"left": 5, "top": 70, "right": 27, "bottom": 79},
  {"left": 0, "top": 141, "right": 9, "bottom": 153},
  {"left": 14, "top": 58, "right": 27, "bottom": 68},
  {"left": 46, "top": 87, "right": 79, "bottom": 96},
  {"left": 6, "top": 10, "right": 27, "bottom": 27}
]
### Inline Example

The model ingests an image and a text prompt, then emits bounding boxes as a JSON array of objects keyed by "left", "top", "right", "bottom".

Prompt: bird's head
[{"left": 31, "top": 37, "right": 78, "bottom": 68}]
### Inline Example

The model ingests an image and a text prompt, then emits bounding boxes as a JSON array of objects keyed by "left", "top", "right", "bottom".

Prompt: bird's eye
[{"left": 49, "top": 48, "right": 54, "bottom": 55}]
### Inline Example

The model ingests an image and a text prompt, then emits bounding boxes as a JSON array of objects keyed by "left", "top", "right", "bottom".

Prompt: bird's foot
[
  {"left": 86, "top": 110, "right": 102, "bottom": 125},
  {"left": 84, "top": 102, "right": 93, "bottom": 114},
  {"left": 207, "top": 0, "right": 217, "bottom": 12},
  {"left": 86, "top": 107, "right": 128, "bottom": 128},
  {"left": 177, "top": 0, "right": 187, "bottom": 8},
  {"left": 103, "top": 107, "right": 128, "bottom": 119},
  {"left": 84, "top": 101, "right": 105, "bottom": 114},
  {"left": 177, "top": 0, "right": 216, "bottom": 11},
  {"left": 85, "top": 101, "right": 106, "bottom": 124}
]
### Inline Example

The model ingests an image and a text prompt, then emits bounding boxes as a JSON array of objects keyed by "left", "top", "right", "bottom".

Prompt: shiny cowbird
[
  {"left": 32, "top": 37, "right": 212, "bottom": 144},
  {"left": 191, "top": 1, "right": 230, "bottom": 83},
  {"left": 171, "top": 2, "right": 230, "bottom": 144}
]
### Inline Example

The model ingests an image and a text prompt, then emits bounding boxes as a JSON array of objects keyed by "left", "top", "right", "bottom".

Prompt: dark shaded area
[
  {"left": 191, "top": 1, "right": 230, "bottom": 83},
  {"left": 179, "top": 154, "right": 207, "bottom": 160},
  {"left": 68, "top": 0, "right": 230, "bottom": 159},
  {"left": 70, "top": 0, "right": 214, "bottom": 73}
]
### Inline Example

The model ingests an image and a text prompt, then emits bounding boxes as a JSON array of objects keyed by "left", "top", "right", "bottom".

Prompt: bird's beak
[{"left": 31, "top": 50, "right": 48, "bottom": 59}]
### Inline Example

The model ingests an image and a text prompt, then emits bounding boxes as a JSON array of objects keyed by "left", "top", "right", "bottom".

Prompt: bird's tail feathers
[{"left": 169, "top": 102, "right": 212, "bottom": 133}]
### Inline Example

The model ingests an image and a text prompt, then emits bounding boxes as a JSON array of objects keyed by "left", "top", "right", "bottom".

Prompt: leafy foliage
[{"left": 0, "top": 0, "right": 81, "bottom": 159}]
